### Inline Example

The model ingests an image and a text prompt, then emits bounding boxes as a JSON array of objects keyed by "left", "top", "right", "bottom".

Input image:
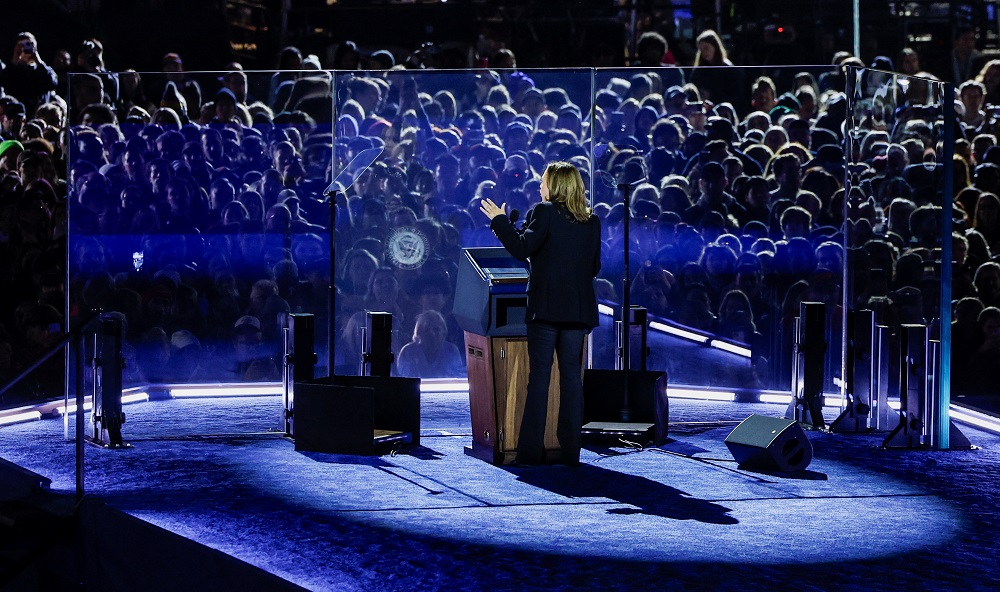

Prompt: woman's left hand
[{"left": 479, "top": 198, "right": 506, "bottom": 220}]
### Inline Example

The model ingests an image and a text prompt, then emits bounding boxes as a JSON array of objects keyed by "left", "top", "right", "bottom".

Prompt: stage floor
[{"left": 2, "top": 392, "right": 999, "bottom": 591}]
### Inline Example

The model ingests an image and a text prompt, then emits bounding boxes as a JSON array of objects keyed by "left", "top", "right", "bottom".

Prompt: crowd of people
[{"left": 2, "top": 26, "right": 1000, "bottom": 406}]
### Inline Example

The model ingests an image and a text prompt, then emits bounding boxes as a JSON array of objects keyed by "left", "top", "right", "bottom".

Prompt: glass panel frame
[{"left": 58, "top": 64, "right": 889, "bottom": 401}]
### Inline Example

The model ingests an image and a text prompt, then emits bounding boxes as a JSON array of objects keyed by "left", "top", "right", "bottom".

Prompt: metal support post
[
  {"left": 363, "top": 312, "right": 393, "bottom": 378},
  {"left": 831, "top": 309, "right": 874, "bottom": 432},
  {"left": 284, "top": 314, "right": 316, "bottom": 437},
  {"left": 786, "top": 302, "right": 827, "bottom": 429},
  {"left": 872, "top": 324, "right": 895, "bottom": 431},
  {"left": 883, "top": 324, "right": 927, "bottom": 448},
  {"left": 615, "top": 305, "right": 648, "bottom": 371},
  {"left": 90, "top": 313, "right": 126, "bottom": 448}
]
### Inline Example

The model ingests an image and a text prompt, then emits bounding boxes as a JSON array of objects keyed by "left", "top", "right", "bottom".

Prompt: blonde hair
[
  {"left": 413, "top": 310, "right": 446, "bottom": 342},
  {"left": 543, "top": 161, "right": 591, "bottom": 222}
]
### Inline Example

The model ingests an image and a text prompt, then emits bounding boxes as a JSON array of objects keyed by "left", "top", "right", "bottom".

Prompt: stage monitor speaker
[
  {"left": 293, "top": 376, "right": 420, "bottom": 455},
  {"left": 582, "top": 369, "right": 668, "bottom": 445},
  {"left": 724, "top": 414, "right": 812, "bottom": 472}
]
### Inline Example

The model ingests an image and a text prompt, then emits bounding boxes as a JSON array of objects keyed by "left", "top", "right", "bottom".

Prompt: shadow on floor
[{"left": 505, "top": 462, "right": 740, "bottom": 525}]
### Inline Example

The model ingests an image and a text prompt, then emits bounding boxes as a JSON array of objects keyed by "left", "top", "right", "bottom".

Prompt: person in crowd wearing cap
[
  {"left": 519, "top": 87, "right": 546, "bottom": 120},
  {"left": 502, "top": 119, "right": 532, "bottom": 154},
  {"left": 211, "top": 87, "right": 240, "bottom": 124},
  {"left": 230, "top": 314, "right": 279, "bottom": 381},
  {"left": 162, "top": 329, "right": 207, "bottom": 382},
  {"left": 0, "top": 139, "right": 23, "bottom": 172},
  {"left": 480, "top": 161, "right": 601, "bottom": 465},
  {"left": 0, "top": 102, "right": 25, "bottom": 141},
  {"left": 493, "top": 154, "right": 532, "bottom": 202},
  {"left": 3, "top": 32, "right": 58, "bottom": 119}
]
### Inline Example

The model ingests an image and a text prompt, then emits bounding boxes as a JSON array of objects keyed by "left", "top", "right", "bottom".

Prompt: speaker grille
[{"left": 724, "top": 414, "right": 813, "bottom": 472}]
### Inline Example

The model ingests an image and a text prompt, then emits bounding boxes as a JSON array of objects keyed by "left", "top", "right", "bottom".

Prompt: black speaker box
[
  {"left": 582, "top": 369, "right": 669, "bottom": 444},
  {"left": 293, "top": 376, "right": 420, "bottom": 455},
  {"left": 724, "top": 414, "right": 813, "bottom": 472}
]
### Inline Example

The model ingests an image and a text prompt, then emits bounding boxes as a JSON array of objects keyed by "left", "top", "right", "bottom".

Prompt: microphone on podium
[{"left": 509, "top": 209, "right": 523, "bottom": 233}]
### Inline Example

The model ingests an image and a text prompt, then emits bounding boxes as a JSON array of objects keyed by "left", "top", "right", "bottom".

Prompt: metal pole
[
  {"left": 74, "top": 332, "right": 85, "bottom": 506},
  {"left": 852, "top": 0, "right": 861, "bottom": 58},
  {"left": 937, "top": 83, "right": 956, "bottom": 449},
  {"left": 328, "top": 195, "right": 337, "bottom": 377},
  {"left": 619, "top": 182, "right": 632, "bottom": 421},
  {"left": 283, "top": 326, "right": 291, "bottom": 435},
  {"left": 629, "top": 1, "right": 638, "bottom": 63}
]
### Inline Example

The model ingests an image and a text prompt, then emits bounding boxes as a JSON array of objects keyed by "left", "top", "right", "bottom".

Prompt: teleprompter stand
[
  {"left": 581, "top": 172, "right": 668, "bottom": 445},
  {"left": 284, "top": 148, "right": 421, "bottom": 455}
]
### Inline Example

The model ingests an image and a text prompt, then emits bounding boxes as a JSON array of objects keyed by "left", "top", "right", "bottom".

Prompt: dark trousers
[{"left": 517, "top": 322, "right": 586, "bottom": 464}]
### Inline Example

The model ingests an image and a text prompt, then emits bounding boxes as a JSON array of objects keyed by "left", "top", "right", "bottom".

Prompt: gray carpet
[{"left": 1, "top": 393, "right": 998, "bottom": 591}]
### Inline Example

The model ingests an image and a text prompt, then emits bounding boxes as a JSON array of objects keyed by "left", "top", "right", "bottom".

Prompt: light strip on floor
[
  {"left": 708, "top": 339, "right": 751, "bottom": 358},
  {"left": 54, "top": 393, "right": 149, "bottom": 416},
  {"left": 420, "top": 379, "right": 469, "bottom": 393},
  {"left": 759, "top": 393, "right": 792, "bottom": 404},
  {"left": 649, "top": 321, "right": 710, "bottom": 344},
  {"left": 598, "top": 303, "right": 615, "bottom": 316},
  {"left": 0, "top": 411, "right": 42, "bottom": 426},
  {"left": 56, "top": 401, "right": 94, "bottom": 415},
  {"left": 950, "top": 406, "right": 1000, "bottom": 434},
  {"left": 170, "top": 384, "right": 283, "bottom": 398},
  {"left": 668, "top": 387, "right": 735, "bottom": 401}
]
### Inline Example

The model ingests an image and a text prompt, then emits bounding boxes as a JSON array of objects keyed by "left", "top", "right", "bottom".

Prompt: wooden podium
[
  {"left": 464, "top": 331, "right": 569, "bottom": 465},
  {"left": 456, "top": 247, "right": 578, "bottom": 465}
]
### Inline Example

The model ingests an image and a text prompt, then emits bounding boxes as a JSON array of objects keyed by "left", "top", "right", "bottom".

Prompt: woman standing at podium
[{"left": 480, "top": 161, "right": 602, "bottom": 465}]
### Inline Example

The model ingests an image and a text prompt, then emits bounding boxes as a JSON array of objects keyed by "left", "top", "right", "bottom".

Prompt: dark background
[{"left": 2, "top": 1, "right": 999, "bottom": 75}]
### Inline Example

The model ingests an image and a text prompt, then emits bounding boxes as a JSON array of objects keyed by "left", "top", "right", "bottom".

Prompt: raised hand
[{"left": 479, "top": 198, "right": 507, "bottom": 220}]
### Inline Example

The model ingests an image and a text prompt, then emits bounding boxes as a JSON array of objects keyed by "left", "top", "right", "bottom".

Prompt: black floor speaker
[
  {"left": 582, "top": 369, "right": 669, "bottom": 445},
  {"left": 724, "top": 414, "right": 813, "bottom": 472},
  {"left": 293, "top": 376, "right": 420, "bottom": 455}
]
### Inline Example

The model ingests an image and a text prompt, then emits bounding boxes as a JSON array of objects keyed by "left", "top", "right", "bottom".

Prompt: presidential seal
[{"left": 386, "top": 226, "right": 429, "bottom": 270}]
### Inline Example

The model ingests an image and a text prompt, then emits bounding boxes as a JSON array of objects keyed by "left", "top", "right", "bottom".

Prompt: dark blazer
[{"left": 490, "top": 201, "right": 602, "bottom": 328}]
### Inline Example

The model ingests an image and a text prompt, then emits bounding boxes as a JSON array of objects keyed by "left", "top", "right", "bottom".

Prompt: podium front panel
[{"left": 466, "top": 331, "right": 585, "bottom": 465}]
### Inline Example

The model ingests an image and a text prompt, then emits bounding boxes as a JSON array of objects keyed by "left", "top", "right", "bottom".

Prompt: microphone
[{"left": 509, "top": 208, "right": 525, "bottom": 234}]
